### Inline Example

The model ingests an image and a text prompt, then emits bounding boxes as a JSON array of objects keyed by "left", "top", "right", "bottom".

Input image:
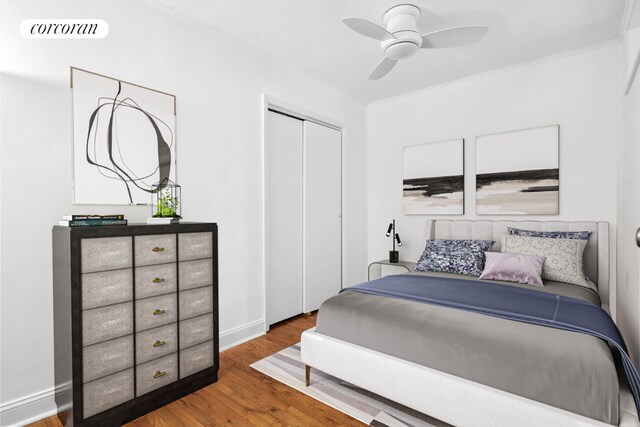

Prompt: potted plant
[
  {"left": 154, "top": 187, "right": 180, "bottom": 218},
  {"left": 148, "top": 180, "right": 181, "bottom": 224}
]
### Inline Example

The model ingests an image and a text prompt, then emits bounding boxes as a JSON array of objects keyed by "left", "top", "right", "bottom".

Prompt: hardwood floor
[{"left": 29, "top": 313, "right": 364, "bottom": 427}]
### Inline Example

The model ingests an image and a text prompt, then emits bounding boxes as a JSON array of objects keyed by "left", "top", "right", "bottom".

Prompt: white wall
[
  {"left": 618, "top": 27, "right": 640, "bottom": 366},
  {"left": 367, "top": 44, "right": 622, "bottom": 313},
  {"left": 0, "top": 1, "right": 368, "bottom": 424}
]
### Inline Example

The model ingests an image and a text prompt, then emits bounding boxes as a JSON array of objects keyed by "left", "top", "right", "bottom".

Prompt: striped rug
[{"left": 250, "top": 343, "right": 449, "bottom": 427}]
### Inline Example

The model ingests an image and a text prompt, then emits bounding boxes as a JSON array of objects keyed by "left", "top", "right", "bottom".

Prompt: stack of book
[{"left": 59, "top": 214, "right": 127, "bottom": 227}]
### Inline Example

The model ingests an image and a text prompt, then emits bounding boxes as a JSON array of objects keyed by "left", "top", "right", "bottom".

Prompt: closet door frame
[{"left": 261, "top": 94, "right": 346, "bottom": 331}]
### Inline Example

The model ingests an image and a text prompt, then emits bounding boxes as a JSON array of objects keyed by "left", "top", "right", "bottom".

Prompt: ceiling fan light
[{"left": 385, "top": 41, "right": 419, "bottom": 60}]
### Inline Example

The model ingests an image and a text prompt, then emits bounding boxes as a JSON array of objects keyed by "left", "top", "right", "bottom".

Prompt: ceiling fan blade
[
  {"left": 343, "top": 17, "right": 396, "bottom": 41},
  {"left": 421, "top": 25, "right": 489, "bottom": 48},
  {"left": 369, "top": 58, "right": 398, "bottom": 80}
]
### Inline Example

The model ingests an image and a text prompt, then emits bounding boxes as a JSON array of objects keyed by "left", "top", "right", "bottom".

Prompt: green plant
[{"left": 154, "top": 188, "right": 179, "bottom": 217}]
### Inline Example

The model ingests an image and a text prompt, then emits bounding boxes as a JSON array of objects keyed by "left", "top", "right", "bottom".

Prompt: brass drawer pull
[
  {"left": 154, "top": 370, "right": 167, "bottom": 379},
  {"left": 152, "top": 277, "right": 166, "bottom": 284},
  {"left": 152, "top": 247, "right": 165, "bottom": 253},
  {"left": 153, "top": 340, "right": 166, "bottom": 348},
  {"left": 153, "top": 309, "right": 166, "bottom": 316}
]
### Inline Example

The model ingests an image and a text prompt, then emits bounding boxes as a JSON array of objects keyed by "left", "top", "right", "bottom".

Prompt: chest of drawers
[{"left": 53, "top": 223, "right": 218, "bottom": 426}]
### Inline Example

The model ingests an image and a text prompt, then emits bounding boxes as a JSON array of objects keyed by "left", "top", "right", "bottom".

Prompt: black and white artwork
[
  {"left": 476, "top": 125, "right": 559, "bottom": 215},
  {"left": 403, "top": 139, "right": 464, "bottom": 215},
  {"left": 71, "top": 68, "right": 176, "bottom": 205}
]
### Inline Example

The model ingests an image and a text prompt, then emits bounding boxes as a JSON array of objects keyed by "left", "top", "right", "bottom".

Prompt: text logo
[{"left": 20, "top": 19, "right": 108, "bottom": 39}]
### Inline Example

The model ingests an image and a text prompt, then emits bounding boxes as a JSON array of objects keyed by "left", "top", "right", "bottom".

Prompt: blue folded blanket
[{"left": 342, "top": 274, "right": 640, "bottom": 414}]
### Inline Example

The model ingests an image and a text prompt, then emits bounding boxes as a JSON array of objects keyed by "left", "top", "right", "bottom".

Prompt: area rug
[{"left": 250, "top": 343, "right": 449, "bottom": 427}]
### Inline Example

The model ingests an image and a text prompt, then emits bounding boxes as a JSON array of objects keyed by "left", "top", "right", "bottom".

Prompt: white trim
[
  {"left": 219, "top": 319, "right": 266, "bottom": 351},
  {"left": 261, "top": 94, "right": 346, "bottom": 332},
  {"left": 263, "top": 95, "right": 345, "bottom": 130},
  {"left": 0, "top": 385, "right": 63, "bottom": 427}
]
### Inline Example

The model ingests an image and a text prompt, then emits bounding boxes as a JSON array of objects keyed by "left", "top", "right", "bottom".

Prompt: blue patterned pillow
[
  {"left": 507, "top": 227, "right": 591, "bottom": 240},
  {"left": 414, "top": 239, "right": 495, "bottom": 277}
]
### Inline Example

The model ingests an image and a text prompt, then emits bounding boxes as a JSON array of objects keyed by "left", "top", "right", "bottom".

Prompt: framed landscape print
[
  {"left": 475, "top": 125, "right": 559, "bottom": 215},
  {"left": 403, "top": 138, "right": 464, "bottom": 215},
  {"left": 71, "top": 67, "right": 176, "bottom": 205}
]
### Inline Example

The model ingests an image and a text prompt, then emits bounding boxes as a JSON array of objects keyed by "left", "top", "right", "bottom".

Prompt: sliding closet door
[
  {"left": 266, "top": 111, "right": 303, "bottom": 325},
  {"left": 303, "top": 121, "right": 342, "bottom": 312}
]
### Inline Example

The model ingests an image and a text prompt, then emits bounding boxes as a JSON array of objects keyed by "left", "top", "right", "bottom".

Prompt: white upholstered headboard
[{"left": 425, "top": 220, "right": 610, "bottom": 310}]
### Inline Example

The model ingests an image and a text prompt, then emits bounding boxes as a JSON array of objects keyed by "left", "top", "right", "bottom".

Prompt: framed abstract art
[
  {"left": 403, "top": 138, "right": 464, "bottom": 215},
  {"left": 71, "top": 67, "right": 176, "bottom": 205},
  {"left": 475, "top": 125, "right": 559, "bottom": 215}
]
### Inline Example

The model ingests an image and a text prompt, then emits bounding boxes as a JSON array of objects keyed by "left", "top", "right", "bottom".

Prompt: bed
[{"left": 300, "top": 220, "right": 640, "bottom": 427}]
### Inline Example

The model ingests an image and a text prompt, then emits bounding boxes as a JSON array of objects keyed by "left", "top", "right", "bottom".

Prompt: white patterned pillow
[{"left": 501, "top": 235, "right": 588, "bottom": 287}]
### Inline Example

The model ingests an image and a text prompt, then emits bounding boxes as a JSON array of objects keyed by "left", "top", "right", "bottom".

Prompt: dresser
[{"left": 52, "top": 223, "right": 218, "bottom": 427}]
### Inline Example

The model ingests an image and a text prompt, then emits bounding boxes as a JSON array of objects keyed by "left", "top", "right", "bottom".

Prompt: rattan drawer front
[
  {"left": 81, "top": 237, "right": 132, "bottom": 273},
  {"left": 83, "top": 368, "right": 134, "bottom": 419},
  {"left": 178, "top": 232, "right": 213, "bottom": 261},
  {"left": 83, "top": 302, "right": 133, "bottom": 347},
  {"left": 83, "top": 335, "right": 133, "bottom": 383},
  {"left": 179, "top": 286, "right": 213, "bottom": 320},
  {"left": 135, "top": 234, "right": 176, "bottom": 266},
  {"left": 135, "top": 293, "right": 177, "bottom": 332},
  {"left": 180, "top": 340, "right": 214, "bottom": 379},
  {"left": 179, "top": 313, "right": 213, "bottom": 350},
  {"left": 136, "top": 353, "right": 178, "bottom": 397},
  {"left": 135, "top": 263, "right": 177, "bottom": 300},
  {"left": 82, "top": 268, "right": 133, "bottom": 310},
  {"left": 136, "top": 323, "right": 177, "bottom": 365},
  {"left": 178, "top": 259, "right": 213, "bottom": 291}
]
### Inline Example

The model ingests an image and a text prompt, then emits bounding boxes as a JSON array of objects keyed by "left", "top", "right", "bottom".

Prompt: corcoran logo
[{"left": 20, "top": 19, "right": 108, "bottom": 39}]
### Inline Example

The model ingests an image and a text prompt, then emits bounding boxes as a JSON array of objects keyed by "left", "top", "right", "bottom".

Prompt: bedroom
[{"left": 1, "top": 0, "right": 640, "bottom": 426}]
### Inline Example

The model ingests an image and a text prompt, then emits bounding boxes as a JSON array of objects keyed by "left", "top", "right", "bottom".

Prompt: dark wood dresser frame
[{"left": 53, "top": 223, "right": 219, "bottom": 427}]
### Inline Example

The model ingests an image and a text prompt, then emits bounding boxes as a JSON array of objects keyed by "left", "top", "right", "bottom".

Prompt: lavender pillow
[
  {"left": 479, "top": 252, "right": 545, "bottom": 286},
  {"left": 507, "top": 227, "right": 591, "bottom": 241}
]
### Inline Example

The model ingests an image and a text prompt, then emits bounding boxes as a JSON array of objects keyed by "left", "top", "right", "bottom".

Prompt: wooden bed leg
[{"left": 305, "top": 365, "right": 311, "bottom": 386}]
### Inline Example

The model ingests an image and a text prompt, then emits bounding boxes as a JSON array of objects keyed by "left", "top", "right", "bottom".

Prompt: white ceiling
[{"left": 149, "top": 0, "right": 627, "bottom": 102}]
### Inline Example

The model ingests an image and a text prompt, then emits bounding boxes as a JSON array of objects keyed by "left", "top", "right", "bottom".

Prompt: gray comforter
[{"left": 316, "top": 271, "right": 619, "bottom": 424}]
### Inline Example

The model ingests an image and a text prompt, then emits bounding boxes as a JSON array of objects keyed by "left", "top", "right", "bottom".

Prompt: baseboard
[
  {"left": 219, "top": 318, "right": 266, "bottom": 351},
  {"left": 0, "top": 385, "right": 60, "bottom": 427},
  {"left": 0, "top": 321, "right": 266, "bottom": 426}
]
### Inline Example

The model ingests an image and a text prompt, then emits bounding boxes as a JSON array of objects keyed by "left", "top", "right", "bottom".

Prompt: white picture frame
[
  {"left": 403, "top": 138, "right": 465, "bottom": 215},
  {"left": 71, "top": 67, "right": 177, "bottom": 205},
  {"left": 475, "top": 125, "right": 559, "bottom": 215}
]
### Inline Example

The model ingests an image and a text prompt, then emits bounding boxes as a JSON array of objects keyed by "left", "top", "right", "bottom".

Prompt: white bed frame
[{"left": 301, "top": 220, "right": 639, "bottom": 427}]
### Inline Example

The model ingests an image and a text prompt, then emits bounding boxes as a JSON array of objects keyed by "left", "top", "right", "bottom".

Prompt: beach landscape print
[
  {"left": 476, "top": 125, "right": 559, "bottom": 215},
  {"left": 403, "top": 139, "right": 464, "bottom": 214}
]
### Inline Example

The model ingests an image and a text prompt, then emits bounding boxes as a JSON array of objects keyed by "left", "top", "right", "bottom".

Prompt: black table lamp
[{"left": 386, "top": 219, "right": 402, "bottom": 263}]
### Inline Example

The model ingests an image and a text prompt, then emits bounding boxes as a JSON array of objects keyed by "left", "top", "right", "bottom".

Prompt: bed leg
[{"left": 305, "top": 365, "right": 311, "bottom": 386}]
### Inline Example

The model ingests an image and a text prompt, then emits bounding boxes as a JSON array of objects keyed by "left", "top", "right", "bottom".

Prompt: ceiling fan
[{"left": 343, "top": 4, "right": 489, "bottom": 80}]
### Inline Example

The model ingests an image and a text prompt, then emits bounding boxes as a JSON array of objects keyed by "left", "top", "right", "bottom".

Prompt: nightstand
[{"left": 368, "top": 260, "right": 416, "bottom": 280}]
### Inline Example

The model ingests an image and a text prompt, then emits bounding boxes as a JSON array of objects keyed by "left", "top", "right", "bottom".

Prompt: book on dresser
[
  {"left": 52, "top": 223, "right": 218, "bottom": 426},
  {"left": 59, "top": 219, "right": 128, "bottom": 227},
  {"left": 62, "top": 214, "right": 125, "bottom": 220}
]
